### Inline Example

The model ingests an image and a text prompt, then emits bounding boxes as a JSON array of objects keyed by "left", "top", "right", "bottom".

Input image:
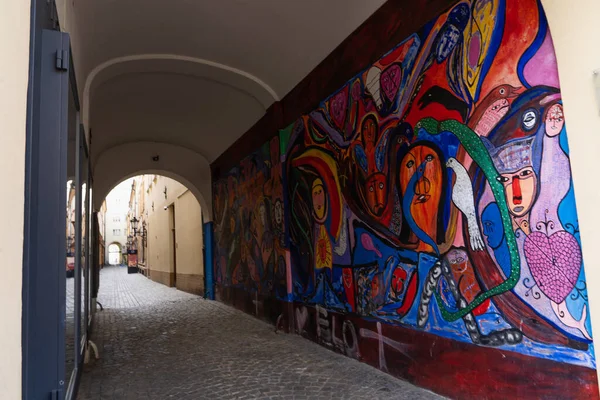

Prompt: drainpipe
[{"left": 203, "top": 222, "right": 215, "bottom": 300}]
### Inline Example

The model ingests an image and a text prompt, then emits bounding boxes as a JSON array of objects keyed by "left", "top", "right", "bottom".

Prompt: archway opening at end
[
  {"left": 108, "top": 243, "right": 122, "bottom": 265},
  {"left": 99, "top": 173, "right": 208, "bottom": 298}
]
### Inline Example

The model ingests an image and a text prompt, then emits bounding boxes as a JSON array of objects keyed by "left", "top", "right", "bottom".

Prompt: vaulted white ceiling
[{"left": 57, "top": 0, "right": 387, "bottom": 215}]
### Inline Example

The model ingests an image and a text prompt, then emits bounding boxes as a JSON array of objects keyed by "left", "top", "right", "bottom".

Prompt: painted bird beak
[{"left": 509, "top": 86, "right": 523, "bottom": 98}]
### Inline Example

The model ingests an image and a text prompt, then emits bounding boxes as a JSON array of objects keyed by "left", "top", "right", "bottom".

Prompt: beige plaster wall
[
  {"left": 174, "top": 190, "right": 205, "bottom": 277},
  {"left": 0, "top": 0, "right": 30, "bottom": 397},
  {"left": 144, "top": 176, "right": 204, "bottom": 283}
]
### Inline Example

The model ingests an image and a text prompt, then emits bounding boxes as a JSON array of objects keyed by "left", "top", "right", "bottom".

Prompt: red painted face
[
  {"left": 365, "top": 173, "right": 387, "bottom": 216},
  {"left": 371, "top": 276, "right": 380, "bottom": 297},
  {"left": 391, "top": 267, "right": 408, "bottom": 296},
  {"left": 342, "top": 268, "right": 353, "bottom": 288}
]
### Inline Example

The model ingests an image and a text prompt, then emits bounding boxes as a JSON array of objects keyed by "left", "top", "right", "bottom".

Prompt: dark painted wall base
[
  {"left": 176, "top": 273, "right": 205, "bottom": 296},
  {"left": 214, "top": 284, "right": 598, "bottom": 399},
  {"left": 149, "top": 270, "right": 175, "bottom": 287}
]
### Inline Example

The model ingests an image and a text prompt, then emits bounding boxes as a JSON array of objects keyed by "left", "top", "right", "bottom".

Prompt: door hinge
[{"left": 55, "top": 49, "right": 69, "bottom": 71}]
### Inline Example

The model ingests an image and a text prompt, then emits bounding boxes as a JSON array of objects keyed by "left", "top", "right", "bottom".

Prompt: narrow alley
[{"left": 78, "top": 267, "right": 443, "bottom": 400}]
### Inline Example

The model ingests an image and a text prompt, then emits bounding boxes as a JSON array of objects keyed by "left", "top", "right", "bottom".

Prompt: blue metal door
[{"left": 22, "top": 28, "right": 70, "bottom": 399}]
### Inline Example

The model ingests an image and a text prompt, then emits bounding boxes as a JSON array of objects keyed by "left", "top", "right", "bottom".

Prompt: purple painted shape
[
  {"left": 468, "top": 32, "right": 481, "bottom": 69},
  {"left": 361, "top": 233, "right": 382, "bottom": 258},
  {"left": 380, "top": 64, "right": 402, "bottom": 103},
  {"left": 524, "top": 230, "right": 581, "bottom": 303},
  {"left": 523, "top": 31, "right": 560, "bottom": 88}
]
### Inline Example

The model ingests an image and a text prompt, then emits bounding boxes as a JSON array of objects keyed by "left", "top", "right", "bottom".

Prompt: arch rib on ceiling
[{"left": 82, "top": 54, "right": 280, "bottom": 133}]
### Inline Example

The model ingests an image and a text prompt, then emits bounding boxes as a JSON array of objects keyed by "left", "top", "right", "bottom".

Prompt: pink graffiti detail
[
  {"left": 468, "top": 32, "right": 481, "bottom": 69},
  {"left": 522, "top": 31, "right": 560, "bottom": 88},
  {"left": 474, "top": 98, "right": 510, "bottom": 137},
  {"left": 380, "top": 64, "right": 402, "bottom": 103},
  {"left": 330, "top": 86, "right": 349, "bottom": 131},
  {"left": 361, "top": 233, "right": 382, "bottom": 257},
  {"left": 524, "top": 231, "right": 581, "bottom": 303}
]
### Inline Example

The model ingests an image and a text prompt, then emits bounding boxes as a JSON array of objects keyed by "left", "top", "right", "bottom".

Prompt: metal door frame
[{"left": 22, "top": 0, "right": 90, "bottom": 398}]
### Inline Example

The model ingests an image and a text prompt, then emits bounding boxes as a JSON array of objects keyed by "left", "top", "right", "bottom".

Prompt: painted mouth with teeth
[{"left": 414, "top": 194, "right": 430, "bottom": 204}]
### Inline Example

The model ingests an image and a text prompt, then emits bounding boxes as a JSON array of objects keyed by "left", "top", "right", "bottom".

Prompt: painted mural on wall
[
  {"left": 213, "top": 136, "right": 288, "bottom": 301},
  {"left": 283, "top": 0, "right": 595, "bottom": 370}
]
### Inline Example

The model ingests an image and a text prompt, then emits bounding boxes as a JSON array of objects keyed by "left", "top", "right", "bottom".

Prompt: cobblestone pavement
[{"left": 78, "top": 266, "right": 444, "bottom": 400}]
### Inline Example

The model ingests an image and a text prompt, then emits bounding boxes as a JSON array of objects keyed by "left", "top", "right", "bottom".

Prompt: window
[{"left": 113, "top": 229, "right": 121, "bottom": 236}]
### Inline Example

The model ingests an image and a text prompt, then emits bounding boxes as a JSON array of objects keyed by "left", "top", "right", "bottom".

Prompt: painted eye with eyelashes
[{"left": 520, "top": 170, "right": 533, "bottom": 177}]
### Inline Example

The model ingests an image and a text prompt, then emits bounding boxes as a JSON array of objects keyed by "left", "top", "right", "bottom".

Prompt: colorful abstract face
[
  {"left": 311, "top": 179, "right": 327, "bottom": 222},
  {"left": 391, "top": 266, "right": 408, "bottom": 297},
  {"left": 437, "top": 24, "right": 461, "bottom": 62},
  {"left": 362, "top": 117, "right": 378, "bottom": 148},
  {"left": 545, "top": 103, "right": 564, "bottom": 137},
  {"left": 497, "top": 166, "right": 537, "bottom": 217},
  {"left": 259, "top": 202, "right": 267, "bottom": 227},
  {"left": 274, "top": 199, "right": 283, "bottom": 226},
  {"left": 365, "top": 173, "right": 387, "bottom": 216},
  {"left": 400, "top": 144, "right": 443, "bottom": 241},
  {"left": 482, "top": 203, "right": 504, "bottom": 249}
]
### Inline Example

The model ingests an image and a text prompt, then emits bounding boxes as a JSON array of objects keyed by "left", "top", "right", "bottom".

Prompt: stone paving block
[{"left": 78, "top": 266, "right": 445, "bottom": 400}]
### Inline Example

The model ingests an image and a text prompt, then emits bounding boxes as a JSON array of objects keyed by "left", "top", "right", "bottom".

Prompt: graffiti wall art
[
  {"left": 283, "top": 0, "right": 595, "bottom": 370},
  {"left": 214, "top": 0, "right": 597, "bottom": 396},
  {"left": 213, "top": 136, "right": 288, "bottom": 302}
]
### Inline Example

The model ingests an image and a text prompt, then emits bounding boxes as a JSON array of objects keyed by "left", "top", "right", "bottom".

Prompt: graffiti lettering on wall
[
  {"left": 283, "top": 0, "right": 595, "bottom": 370},
  {"left": 213, "top": 136, "right": 288, "bottom": 301}
]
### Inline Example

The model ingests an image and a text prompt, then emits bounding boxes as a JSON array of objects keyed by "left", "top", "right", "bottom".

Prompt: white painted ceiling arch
[
  {"left": 89, "top": 69, "right": 267, "bottom": 163},
  {"left": 94, "top": 141, "right": 213, "bottom": 221},
  {"left": 82, "top": 54, "right": 279, "bottom": 133}
]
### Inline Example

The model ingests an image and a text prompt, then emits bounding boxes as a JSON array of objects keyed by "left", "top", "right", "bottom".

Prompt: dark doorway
[{"left": 168, "top": 204, "right": 177, "bottom": 287}]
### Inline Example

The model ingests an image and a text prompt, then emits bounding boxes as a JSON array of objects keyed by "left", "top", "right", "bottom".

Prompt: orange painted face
[
  {"left": 365, "top": 173, "right": 387, "bottom": 217},
  {"left": 399, "top": 145, "right": 443, "bottom": 241}
]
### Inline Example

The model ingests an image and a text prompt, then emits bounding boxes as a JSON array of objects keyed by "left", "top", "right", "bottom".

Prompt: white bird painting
[{"left": 446, "top": 157, "right": 485, "bottom": 251}]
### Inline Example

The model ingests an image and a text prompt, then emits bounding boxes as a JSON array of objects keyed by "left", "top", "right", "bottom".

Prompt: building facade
[{"left": 127, "top": 175, "right": 205, "bottom": 294}]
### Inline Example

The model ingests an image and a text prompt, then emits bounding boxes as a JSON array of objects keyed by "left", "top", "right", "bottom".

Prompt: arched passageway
[
  {"left": 13, "top": 0, "right": 599, "bottom": 399},
  {"left": 107, "top": 243, "right": 121, "bottom": 265}
]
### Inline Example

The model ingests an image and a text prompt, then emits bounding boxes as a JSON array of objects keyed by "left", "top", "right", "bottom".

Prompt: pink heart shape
[
  {"left": 380, "top": 64, "right": 402, "bottom": 103},
  {"left": 523, "top": 231, "right": 582, "bottom": 303},
  {"left": 329, "top": 86, "right": 349, "bottom": 131}
]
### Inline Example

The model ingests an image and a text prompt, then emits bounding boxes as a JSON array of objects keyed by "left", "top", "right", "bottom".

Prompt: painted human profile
[{"left": 311, "top": 178, "right": 328, "bottom": 224}]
